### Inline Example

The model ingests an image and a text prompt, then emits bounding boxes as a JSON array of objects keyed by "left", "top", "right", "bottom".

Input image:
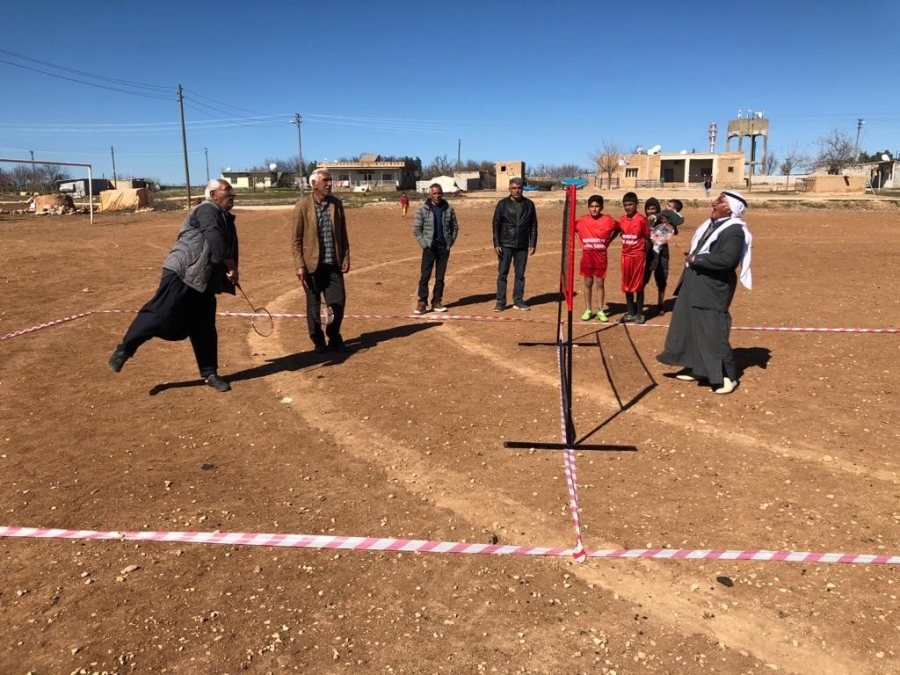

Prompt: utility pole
[
  {"left": 178, "top": 84, "right": 191, "bottom": 209},
  {"left": 110, "top": 146, "right": 117, "bottom": 185},
  {"left": 204, "top": 147, "right": 209, "bottom": 182},
  {"left": 29, "top": 149, "right": 35, "bottom": 194},
  {"left": 291, "top": 113, "right": 305, "bottom": 195},
  {"left": 855, "top": 118, "right": 865, "bottom": 160},
  {"left": 457, "top": 138, "right": 461, "bottom": 173}
]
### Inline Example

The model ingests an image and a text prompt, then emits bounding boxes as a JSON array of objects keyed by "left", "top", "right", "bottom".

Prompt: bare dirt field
[{"left": 1, "top": 194, "right": 899, "bottom": 674}]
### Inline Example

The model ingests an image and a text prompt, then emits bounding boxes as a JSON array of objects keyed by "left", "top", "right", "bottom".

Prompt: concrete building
[
  {"left": 316, "top": 155, "right": 416, "bottom": 190},
  {"left": 220, "top": 170, "right": 296, "bottom": 190},
  {"left": 495, "top": 161, "right": 525, "bottom": 190},
  {"left": 601, "top": 151, "right": 746, "bottom": 189}
]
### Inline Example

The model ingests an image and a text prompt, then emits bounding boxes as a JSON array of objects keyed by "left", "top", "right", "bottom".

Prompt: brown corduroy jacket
[{"left": 290, "top": 194, "right": 350, "bottom": 273}]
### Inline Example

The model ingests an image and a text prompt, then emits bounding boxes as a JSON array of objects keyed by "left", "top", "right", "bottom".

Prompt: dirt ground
[{"left": 1, "top": 193, "right": 899, "bottom": 675}]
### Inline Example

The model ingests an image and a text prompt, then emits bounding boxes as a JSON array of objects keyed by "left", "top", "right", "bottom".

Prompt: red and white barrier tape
[
  {"left": 3, "top": 310, "right": 897, "bottom": 343},
  {"left": 555, "top": 323, "right": 586, "bottom": 561},
  {"left": 0, "top": 526, "right": 896, "bottom": 564}
]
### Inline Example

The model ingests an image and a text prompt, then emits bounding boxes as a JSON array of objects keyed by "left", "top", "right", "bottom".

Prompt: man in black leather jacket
[{"left": 492, "top": 177, "right": 538, "bottom": 311}]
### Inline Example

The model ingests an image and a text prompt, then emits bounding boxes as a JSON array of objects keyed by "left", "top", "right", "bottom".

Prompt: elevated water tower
[{"left": 726, "top": 109, "right": 769, "bottom": 180}]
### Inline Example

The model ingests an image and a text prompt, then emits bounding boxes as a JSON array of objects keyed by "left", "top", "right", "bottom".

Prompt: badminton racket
[
  {"left": 301, "top": 277, "right": 335, "bottom": 326},
  {"left": 235, "top": 282, "right": 274, "bottom": 337}
]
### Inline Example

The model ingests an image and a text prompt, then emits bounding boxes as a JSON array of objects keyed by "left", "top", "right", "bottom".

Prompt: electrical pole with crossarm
[{"left": 292, "top": 113, "right": 304, "bottom": 196}]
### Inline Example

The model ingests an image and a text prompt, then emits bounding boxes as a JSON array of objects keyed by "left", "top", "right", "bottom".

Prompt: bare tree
[
  {"left": 589, "top": 140, "right": 623, "bottom": 189},
  {"left": 422, "top": 154, "right": 454, "bottom": 179},
  {"left": 780, "top": 144, "right": 812, "bottom": 175},
  {"left": 763, "top": 154, "right": 778, "bottom": 175},
  {"left": 814, "top": 129, "right": 856, "bottom": 175}
]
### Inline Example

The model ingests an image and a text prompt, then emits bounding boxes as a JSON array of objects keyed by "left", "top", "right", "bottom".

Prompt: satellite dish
[
  {"left": 636, "top": 147, "right": 644, "bottom": 154},
  {"left": 881, "top": 153, "right": 891, "bottom": 162},
  {"left": 617, "top": 158, "right": 629, "bottom": 166},
  {"left": 680, "top": 150, "right": 688, "bottom": 155},
  {"left": 225, "top": 167, "right": 231, "bottom": 172},
  {"left": 650, "top": 144, "right": 661, "bottom": 154},
  {"left": 269, "top": 163, "right": 278, "bottom": 171}
]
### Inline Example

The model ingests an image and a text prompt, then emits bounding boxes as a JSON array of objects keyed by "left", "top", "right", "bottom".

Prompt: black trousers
[
  {"left": 304, "top": 263, "right": 346, "bottom": 347},
  {"left": 417, "top": 245, "right": 450, "bottom": 302},
  {"left": 119, "top": 270, "right": 219, "bottom": 377}
]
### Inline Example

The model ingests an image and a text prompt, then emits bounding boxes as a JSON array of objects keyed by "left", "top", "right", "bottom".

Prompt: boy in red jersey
[
  {"left": 574, "top": 194, "right": 620, "bottom": 322},
  {"left": 618, "top": 192, "right": 650, "bottom": 324}
]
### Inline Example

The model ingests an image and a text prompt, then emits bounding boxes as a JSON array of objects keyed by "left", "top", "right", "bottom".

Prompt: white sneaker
[
  {"left": 674, "top": 369, "right": 698, "bottom": 381},
  {"left": 714, "top": 377, "right": 738, "bottom": 395}
]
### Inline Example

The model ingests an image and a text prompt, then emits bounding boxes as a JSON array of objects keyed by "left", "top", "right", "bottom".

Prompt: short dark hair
[
  {"left": 623, "top": 192, "right": 638, "bottom": 203},
  {"left": 668, "top": 198, "right": 683, "bottom": 212},
  {"left": 587, "top": 194, "right": 603, "bottom": 207},
  {"left": 508, "top": 177, "right": 523, "bottom": 187}
]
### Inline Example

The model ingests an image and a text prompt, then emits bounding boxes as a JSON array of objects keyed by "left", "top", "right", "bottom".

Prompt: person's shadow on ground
[
  {"left": 450, "top": 293, "right": 496, "bottom": 310},
  {"left": 735, "top": 346, "right": 771, "bottom": 379},
  {"left": 148, "top": 322, "right": 441, "bottom": 394}
]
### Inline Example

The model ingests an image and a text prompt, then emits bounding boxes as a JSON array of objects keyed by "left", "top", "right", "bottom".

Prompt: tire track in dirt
[{"left": 245, "top": 286, "right": 862, "bottom": 675}]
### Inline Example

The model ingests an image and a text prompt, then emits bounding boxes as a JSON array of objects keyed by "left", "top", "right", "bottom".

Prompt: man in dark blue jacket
[{"left": 492, "top": 177, "right": 538, "bottom": 311}]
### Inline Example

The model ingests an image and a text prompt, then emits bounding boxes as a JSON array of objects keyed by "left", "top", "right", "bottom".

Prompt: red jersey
[
  {"left": 574, "top": 214, "right": 619, "bottom": 252},
  {"left": 618, "top": 213, "right": 650, "bottom": 258}
]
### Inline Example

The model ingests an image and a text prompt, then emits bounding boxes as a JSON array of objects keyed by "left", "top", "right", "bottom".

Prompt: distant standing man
[
  {"left": 399, "top": 192, "right": 410, "bottom": 218},
  {"left": 657, "top": 191, "right": 753, "bottom": 395},
  {"left": 413, "top": 183, "right": 459, "bottom": 314},
  {"left": 291, "top": 168, "right": 352, "bottom": 353},
  {"left": 703, "top": 176, "right": 712, "bottom": 197},
  {"left": 492, "top": 177, "right": 538, "bottom": 311},
  {"left": 107, "top": 179, "right": 238, "bottom": 392}
]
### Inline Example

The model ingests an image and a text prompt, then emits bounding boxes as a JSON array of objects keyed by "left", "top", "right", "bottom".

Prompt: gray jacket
[
  {"left": 163, "top": 201, "right": 238, "bottom": 293},
  {"left": 413, "top": 200, "right": 459, "bottom": 249}
]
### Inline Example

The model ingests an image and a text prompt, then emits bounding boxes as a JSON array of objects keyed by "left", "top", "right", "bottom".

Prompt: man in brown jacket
[{"left": 291, "top": 168, "right": 351, "bottom": 352}]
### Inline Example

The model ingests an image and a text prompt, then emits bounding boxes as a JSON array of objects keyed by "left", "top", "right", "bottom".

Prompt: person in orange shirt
[{"left": 573, "top": 194, "right": 619, "bottom": 322}]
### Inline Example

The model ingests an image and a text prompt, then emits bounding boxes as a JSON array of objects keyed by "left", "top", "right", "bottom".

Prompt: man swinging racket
[{"left": 107, "top": 179, "right": 239, "bottom": 392}]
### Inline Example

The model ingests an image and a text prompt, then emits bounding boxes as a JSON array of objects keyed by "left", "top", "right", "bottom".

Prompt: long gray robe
[{"left": 656, "top": 220, "right": 746, "bottom": 386}]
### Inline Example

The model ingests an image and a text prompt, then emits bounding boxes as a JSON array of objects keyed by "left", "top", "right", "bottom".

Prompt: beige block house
[
  {"left": 495, "top": 161, "right": 525, "bottom": 191},
  {"left": 604, "top": 152, "right": 746, "bottom": 189}
]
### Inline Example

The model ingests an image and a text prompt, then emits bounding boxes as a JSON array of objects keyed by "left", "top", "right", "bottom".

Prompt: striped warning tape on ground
[
  {"left": 1, "top": 526, "right": 897, "bottom": 564},
  {"left": 2, "top": 310, "right": 897, "bottom": 343}
]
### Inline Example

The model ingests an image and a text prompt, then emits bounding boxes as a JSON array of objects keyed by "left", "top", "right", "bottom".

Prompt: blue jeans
[{"left": 497, "top": 247, "right": 529, "bottom": 305}]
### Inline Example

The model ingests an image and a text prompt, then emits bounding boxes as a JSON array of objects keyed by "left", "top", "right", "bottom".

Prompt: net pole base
[{"left": 503, "top": 441, "right": 637, "bottom": 452}]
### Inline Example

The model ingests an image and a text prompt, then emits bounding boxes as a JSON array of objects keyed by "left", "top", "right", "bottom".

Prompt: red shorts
[
  {"left": 620, "top": 254, "right": 647, "bottom": 292},
  {"left": 579, "top": 249, "right": 608, "bottom": 278}
]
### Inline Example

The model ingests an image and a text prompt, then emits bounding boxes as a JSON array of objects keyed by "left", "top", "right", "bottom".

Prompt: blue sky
[{"left": 0, "top": 1, "right": 896, "bottom": 184}]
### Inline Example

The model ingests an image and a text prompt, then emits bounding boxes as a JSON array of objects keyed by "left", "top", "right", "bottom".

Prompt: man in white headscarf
[{"left": 656, "top": 190, "right": 752, "bottom": 395}]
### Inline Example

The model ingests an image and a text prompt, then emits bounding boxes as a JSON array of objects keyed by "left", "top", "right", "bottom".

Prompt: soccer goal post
[{"left": 0, "top": 157, "right": 95, "bottom": 223}]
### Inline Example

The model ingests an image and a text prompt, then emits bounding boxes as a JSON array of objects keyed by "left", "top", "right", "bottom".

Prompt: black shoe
[
  {"left": 328, "top": 342, "right": 353, "bottom": 353},
  {"left": 313, "top": 343, "right": 328, "bottom": 354},
  {"left": 108, "top": 348, "right": 128, "bottom": 373},
  {"left": 205, "top": 374, "right": 231, "bottom": 392},
  {"left": 493, "top": 302, "right": 506, "bottom": 312},
  {"left": 634, "top": 314, "right": 646, "bottom": 325},
  {"left": 513, "top": 302, "right": 531, "bottom": 311}
]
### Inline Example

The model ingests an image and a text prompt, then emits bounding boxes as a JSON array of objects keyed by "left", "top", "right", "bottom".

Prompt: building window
[
  {"left": 338, "top": 174, "right": 350, "bottom": 182},
  {"left": 625, "top": 168, "right": 638, "bottom": 178},
  {"left": 727, "top": 167, "right": 734, "bottom": 173},
  {"left": 381, "top": 172, "right": 393, "bottom": 181},
  {"left": 500, "top": 165, "right": 507, "bottom": 172}
]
